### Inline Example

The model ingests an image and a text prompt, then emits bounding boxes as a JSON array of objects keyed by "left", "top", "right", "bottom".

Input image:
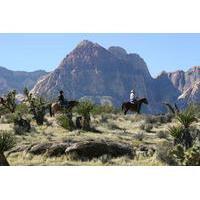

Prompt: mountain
[
  {"left": 166, "top": 66, "right": 200, "bottom": 106},
  {"left": 31, "top": 40, "right": 181, "bottom": 113},
  {"left": 0, "top": 66, "right": 48, "bottom": 95}
]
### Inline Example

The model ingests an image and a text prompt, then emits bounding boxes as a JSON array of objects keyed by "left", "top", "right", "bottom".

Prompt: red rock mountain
[{"left": 31, "top": 40, "right": 199, "bottom": 113}]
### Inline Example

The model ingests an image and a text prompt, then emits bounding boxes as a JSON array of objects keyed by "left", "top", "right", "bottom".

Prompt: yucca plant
[
  {"left": 0, "top": 131, "right": 16, "bottom": 166},
  {"left": 176, "top": 105, "right": 197, "bottom": 129},
  {"left": 168, "top": 125, "right": 184, "bottom": 145}
]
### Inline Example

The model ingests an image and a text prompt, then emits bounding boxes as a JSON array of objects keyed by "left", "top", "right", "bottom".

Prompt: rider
[
  {"left": 130, "top": 89, "right": 138, "bottom": 104},
  {"left": 58, "top": 90, "right": 68, "bottom": 107}
]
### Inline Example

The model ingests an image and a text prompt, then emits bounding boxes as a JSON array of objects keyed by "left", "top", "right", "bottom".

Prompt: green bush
[
  {"left": 176, "top": 105, "right": 197, "bottom": 129},
  {"left": 0, "top": 131, "right": 16, "bottom": 166},
  {"left": 157, "top": 130, "right": 168, "bottom": 139},
  {"left": 23, "top": 87, "right": 47, "bottom": 125},
  {"left": 0, "top": 131, "right": 16, "bottom": 153},
  {"left": 56, "top": 115, "right": 73, "bottom": 131},
  {"left": 156, "top": 141, "right": 177, "bottom": 165},
  {"left": 76, "top": 100, "right": 94, "bottom": 130}
]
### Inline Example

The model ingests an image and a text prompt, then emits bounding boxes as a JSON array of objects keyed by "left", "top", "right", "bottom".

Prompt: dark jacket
[{"left": 58, "top": 94, "right": 65, "bottom": 102}]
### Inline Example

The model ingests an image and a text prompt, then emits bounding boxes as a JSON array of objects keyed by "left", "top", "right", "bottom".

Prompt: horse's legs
[{"left": 124, "top": 109, "right": 128, "bottom": 115}]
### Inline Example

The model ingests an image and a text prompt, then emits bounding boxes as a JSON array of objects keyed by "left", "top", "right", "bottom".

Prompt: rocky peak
[{"left": 108, "top": 46, "right": 127, "bottom": 59}]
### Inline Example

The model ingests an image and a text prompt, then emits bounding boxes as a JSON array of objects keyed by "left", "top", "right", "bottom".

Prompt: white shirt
[{"left": 130, "top": 92, "right": 136, "bottom": 102}]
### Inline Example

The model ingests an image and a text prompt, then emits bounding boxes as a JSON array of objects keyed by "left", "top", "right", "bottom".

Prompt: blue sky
[{"left": 0, "top": 33, "right": 200, "bottom": 77}]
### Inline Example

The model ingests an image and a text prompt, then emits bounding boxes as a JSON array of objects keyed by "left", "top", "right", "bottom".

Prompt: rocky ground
[{"left": 1, "top": 112, "right": 200, "bottom": 166}]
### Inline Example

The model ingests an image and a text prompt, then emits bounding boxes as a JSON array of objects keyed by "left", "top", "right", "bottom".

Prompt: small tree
[
  {"left": 76, "top": 100, "right": 94, "bottom": 131},
  {"left": 23, "top": 87, "right": 47, "bottom": 125},
  {"left": 0, "top": 90, "right": 17, "bottom": 113},
  {"left": 0, "top": 131, "right": 15, "bottom": 166}
]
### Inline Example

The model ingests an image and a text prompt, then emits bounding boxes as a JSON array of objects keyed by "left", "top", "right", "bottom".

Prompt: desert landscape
[
  {"left": 0, "top": 94, "right": 199, "bottom": 166},
  {"left": 0, "top": 39, "right": 200, "bottom": 166}
]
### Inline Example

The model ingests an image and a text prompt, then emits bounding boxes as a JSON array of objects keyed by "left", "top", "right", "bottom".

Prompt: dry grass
[{"left": 2, "top": 112, "right": 199, "bottom": 166}]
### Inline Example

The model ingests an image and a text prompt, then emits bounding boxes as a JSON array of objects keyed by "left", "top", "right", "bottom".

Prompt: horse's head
[{"left": 140, "top": 98, "right": 148, "bottom": 105}]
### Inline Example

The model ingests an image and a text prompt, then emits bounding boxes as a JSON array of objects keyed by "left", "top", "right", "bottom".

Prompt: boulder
[
  {"left": 65, "top": 140, "right": 134, "bottom": 160},
  {"left": 47, "top": 143, "right": 71, "bottom": 157},
  {"left": 29, "top": 143, "right": 52, "bottom": 155}
]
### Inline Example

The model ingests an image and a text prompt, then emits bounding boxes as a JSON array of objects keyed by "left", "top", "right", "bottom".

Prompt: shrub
[
  {"left": 56, "top": 114, "right": 74, "bottom": 131},
  {"left": 0, "top": 90, "right": 17, "bottom": 113},
  {"left": 0, "top": 131, "right": 16, "bottom": 166},
  {"left": 13, "top": 113, "right": 31, "bottom": 135},
  {"left": 144, "top": 123, "right": 153, "bottom": 132},
  {"left": 92, "top": 104, "right": 114, "bottom": 115},
  {"left": 76, "top": 100, "right": 94, "bottom": 131},
  {"left": 176, "top": 105, "right": 197, "bottom": 129},
  {"left": 184, "top": 144, "right": 200, "bottom": 166},
  {"left": 156, "top": 141, "right": 177, "bottom": 165},
  {"left": 23, "top": 87, "right": 47, "bottom": 125},
  {"left": 133, "top": 132, "right": 145, "bottom": 141},
  {"left": 168, "top": 125, "right": 184, "bottom": 145},
  {"left": 157, "top": 130, "right": 168, "bottom": 139}
]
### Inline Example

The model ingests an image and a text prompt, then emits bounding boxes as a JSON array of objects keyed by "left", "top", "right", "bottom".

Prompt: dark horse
[
  {"left": 49, "top": 100, "right": 79, "bottom": 117},
  {"left": 121, "top": 98, "right": 148, "bottom": 115}
]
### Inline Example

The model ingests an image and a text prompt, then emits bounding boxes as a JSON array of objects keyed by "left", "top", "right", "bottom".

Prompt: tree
[{"left": 23, "top": 87, "right": 47, "bottom": 125}]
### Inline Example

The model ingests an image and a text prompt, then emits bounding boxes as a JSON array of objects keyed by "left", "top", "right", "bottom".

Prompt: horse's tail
[{"left": 49, "top": 103, "right": 53, "bottom": 117}]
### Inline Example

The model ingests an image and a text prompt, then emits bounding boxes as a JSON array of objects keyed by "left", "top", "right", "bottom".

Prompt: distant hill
[{"left": 0, "top": 66, "right": 47, "bottom": 95}]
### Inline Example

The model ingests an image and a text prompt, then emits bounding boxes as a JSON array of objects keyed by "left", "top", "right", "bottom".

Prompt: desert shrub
[
  {"left": 133, "top": 132, "right": 145, "bottom": 141},
  {"left": 76, "top": 100, "right": 94, "bottom": 130},
  {"left": 56, "top": 114, "right": 74, "bottom": 131},
  {"left": 184, "top": 144, "right": 200, "bottom": 166},
  {"left": 100, "top": 114, "right": 109, "bottom": 123},
  {"left": 0, "top": 131, "right": 16, "bottom": 166},
  {"left": 145, "top": 115, "right": 157, "bottom": 124},
  {"left": 92, "top": 104, "right": 114, "bottom": 115},
  {"left": 13, "top": 113, "right": 31, "bottom": 135},
  {"left": 176, "top": 105, "right": 197, "bottom": 129},
  {"left": 168, "top": 105, "right": 197, "bottom": 149},
  {"left": 0, "top": 90, "right": 17, "bottom": 113},
  {"left": 168, "top": 125, "right": 184, "bottom": 145},
  {"left": 157, "top": 130, "right": 168, "bottom": 139},
  {"left": 23, "top": 87, "right": 47, "bottom": 125},
  {"left": 107, "top": 122, "right": 121, "bottom": 130},
  {"left": 15, "top": 103, "right": 28, "bottom": 115},
  {"left": 144, "top": 123, "right": 153, "bottom": 132},
  {"left": 156, "top": 141, "right": 177, "bottom": 165},
  {"left": 169, "top": 143, "right": 200, "bottom": 166}
]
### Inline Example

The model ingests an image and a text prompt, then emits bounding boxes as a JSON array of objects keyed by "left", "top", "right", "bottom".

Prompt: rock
[
  {"left": 6, "top": 144, "right": 34, "bottom": 156},
  {"left": 47, "top": 143, "right": 71, "bottom": 157},
  {"left": 65, "top": 140, "right": 134, "bottom": 160},
  {"left": 29, "top": 143, "right": 52, "bottom": 155}
]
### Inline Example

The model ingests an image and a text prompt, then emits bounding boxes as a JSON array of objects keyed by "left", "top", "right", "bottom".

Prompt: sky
[{"left": 0, "top": 33, "right": 200, "bottom": 77}]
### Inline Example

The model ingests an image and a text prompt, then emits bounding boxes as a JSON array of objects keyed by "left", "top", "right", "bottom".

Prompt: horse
[
  {"left": 121, "top": 98, "right": 148, "bottom": 115},
  {"left": 49, "top": 100, "right": 79, "bottom": 117}
]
